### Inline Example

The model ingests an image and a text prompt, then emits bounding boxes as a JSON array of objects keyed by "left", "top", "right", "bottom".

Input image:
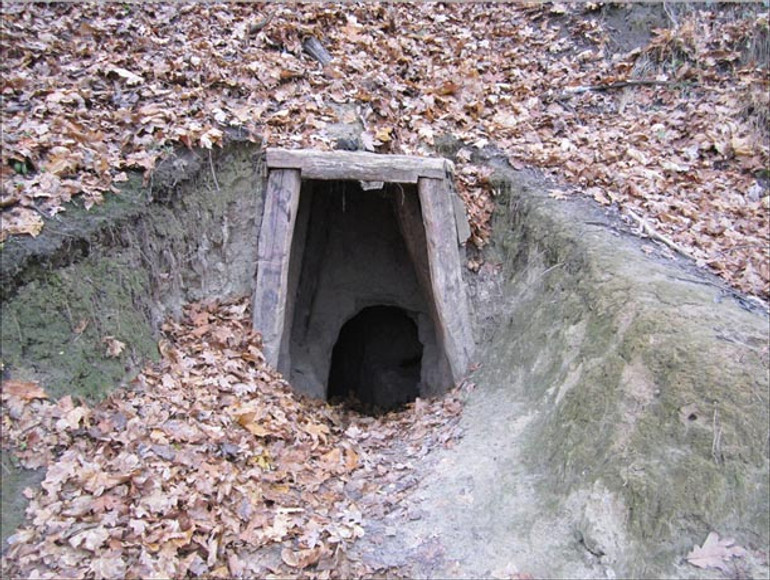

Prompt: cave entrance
[
  {"left": 328, "top": 305, "right": 422, "bottom": 414},
  {"left": 253, "top": 149, "right": 474, "bottom": 403}
]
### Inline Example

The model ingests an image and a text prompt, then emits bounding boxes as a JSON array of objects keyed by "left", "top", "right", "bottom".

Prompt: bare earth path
[{"left": 351, "top": 384, "right": 606, "bottom": 580}]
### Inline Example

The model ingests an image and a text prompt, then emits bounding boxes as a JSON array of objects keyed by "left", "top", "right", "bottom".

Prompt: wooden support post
[
  {"left": 253, "top": 169, "right": 302, "bottom": 368},
  {"left": 393, "top": 188, "right": 455, "bottom": 392},
  {"left": 418, "top": 177, "right": 474, "bottom": 381}
]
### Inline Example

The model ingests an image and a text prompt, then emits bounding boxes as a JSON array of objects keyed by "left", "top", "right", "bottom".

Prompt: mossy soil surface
[
  {"left": 2, "top": 177, "right": 159, "bottom": 550},
  {"left": 0, "top": 452, "right": 44, "bottom": 550}
]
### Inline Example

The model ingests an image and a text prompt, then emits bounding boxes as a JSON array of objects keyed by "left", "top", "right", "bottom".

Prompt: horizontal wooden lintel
[{"left": 266, "top": 148, "right": 453, "bottom": 183}]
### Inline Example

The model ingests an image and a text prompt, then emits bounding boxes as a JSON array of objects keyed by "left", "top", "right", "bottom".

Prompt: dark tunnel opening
[{"left": 327, "top": 305, "right": 423, "bottom": 414}]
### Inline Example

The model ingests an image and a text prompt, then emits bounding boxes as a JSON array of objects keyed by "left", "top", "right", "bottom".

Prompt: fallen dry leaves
[
  {"left": 686, "top": 531, "right": 748, "bottom": 573},
  {"left": 0, "top": 296, "right": 464, "bottom": 579},
  {"left": 0, "top": 2, "right": 768, "bottom": 300}
]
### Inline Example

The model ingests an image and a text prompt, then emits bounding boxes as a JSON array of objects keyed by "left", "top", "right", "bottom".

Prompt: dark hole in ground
[{"left": 328, "top": 305, "right": 422, "bottom": 415}]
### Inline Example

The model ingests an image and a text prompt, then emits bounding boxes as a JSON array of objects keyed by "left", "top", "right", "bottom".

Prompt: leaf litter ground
[
  {"left": 1, "top": 296, "right": 465, "bottom": 579},
  {"left": 1, "top": 3, "right": 768, "bottom": 300}
]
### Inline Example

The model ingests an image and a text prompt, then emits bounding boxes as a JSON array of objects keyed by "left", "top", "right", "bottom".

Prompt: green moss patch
[
  {"left": 1, "top": 252, "right": 157, "bottom": 401},
  {"left": 474, "top": 163, "right": 769, "bottom": 576}
]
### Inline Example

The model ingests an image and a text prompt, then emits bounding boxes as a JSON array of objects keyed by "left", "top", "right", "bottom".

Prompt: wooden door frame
[{"left": 254, "top": 148, "right": 474, "bottom": 385}]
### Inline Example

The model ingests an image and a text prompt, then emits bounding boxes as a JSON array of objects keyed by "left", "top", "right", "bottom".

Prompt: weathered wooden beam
[
  {"left": 253, "top": 169, "right": 302, "bottom": 368},
  {"left": 452, "top": 192, "right": 471, "bottom": 246},
  {"left": 278, "top": 185, "right": 313, "bottom": 376},
  {"left": 418, "top": 177, "right": 474, "bottom": 381},
  {"left": 393, "top": 188, "right": 455, "bottom": 393},
  {"left": 266, "top": 148, "right": 453, "bottom": 183}
]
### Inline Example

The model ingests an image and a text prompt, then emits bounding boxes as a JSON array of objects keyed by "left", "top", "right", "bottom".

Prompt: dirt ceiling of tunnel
[{"left": 1, "top": 2, "right": 768, "bottom": 301}]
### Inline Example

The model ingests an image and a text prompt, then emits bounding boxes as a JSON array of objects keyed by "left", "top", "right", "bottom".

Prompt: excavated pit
[
  {"left": 283, "top": 180, "right": 449, "bottom": 410},
  {"left": 2, "top": 144, "right": 768, "bottom": 577}
]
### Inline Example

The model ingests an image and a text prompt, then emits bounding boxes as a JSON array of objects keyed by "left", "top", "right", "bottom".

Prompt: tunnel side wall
[
  {"left": 0, "top": 140, "right": 263, "bottom": 547},
  {"left": 0, "top": 140, "right": 263, "bottom": 402},
  {"left": 464, "top": 161, "right": 770, "bottom": 576}
]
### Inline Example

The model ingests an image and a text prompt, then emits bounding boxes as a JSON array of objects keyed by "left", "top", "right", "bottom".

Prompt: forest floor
[
  {"left": 4, "top": 290, "right": 767, "bottom": 579},
  {"left": 1, "top": 3, "right": 769, "bottom": 579},
  {"left": 2, "top": 297, "right": 469, "bottom": 579},
  {"left": 1, "top": 2, "right": 768, "bottom": 300}
]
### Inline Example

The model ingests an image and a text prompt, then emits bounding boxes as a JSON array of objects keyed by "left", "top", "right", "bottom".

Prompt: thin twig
[
  {"left": 663, "top": 1, "right": 680, "bottom": 29},
  {"left": 396, "top": 182, "right": 405, "bottom": 207},
  {"left": 567, "top": 80, "right": 673, "bottom": 93},
  {"left": 208, "top": 150, "right": 220, "bottom": 193},
  {"left": 625, "top": 208, "right": 695, "bottom": 260},
  {"left": 530, "top": 262, "right": 564, "bottom": 285}
]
